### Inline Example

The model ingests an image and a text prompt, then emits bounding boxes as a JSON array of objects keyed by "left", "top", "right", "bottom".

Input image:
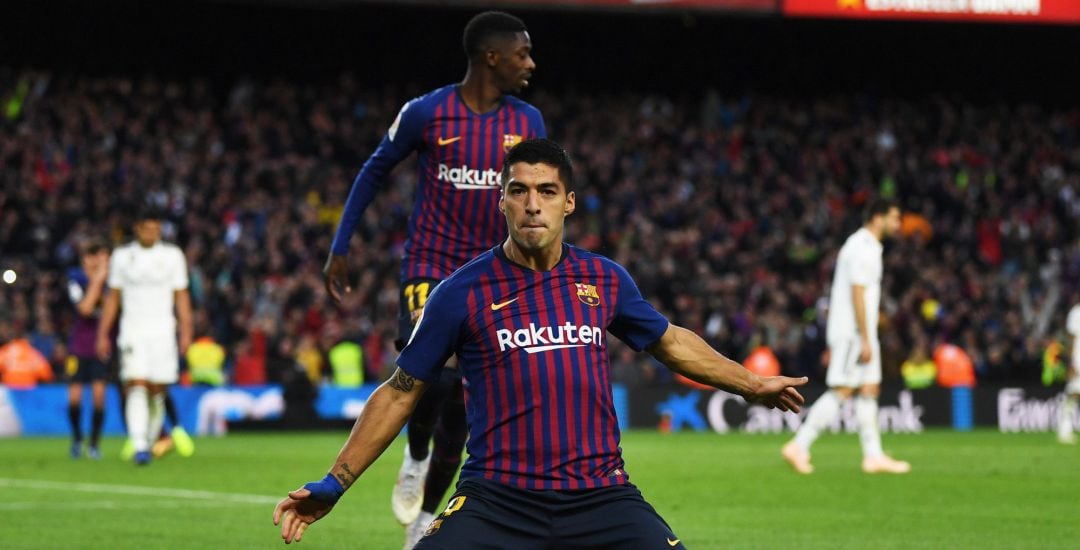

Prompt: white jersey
[
  {"left": 1068, "top": 303, "right": 1080, "bottom": 370},
  {"left": 826, "top": 228, "right": 883, "bottom": 344},
  {"left": 108, "top": 241, "right": 188, "bottom": 340}
]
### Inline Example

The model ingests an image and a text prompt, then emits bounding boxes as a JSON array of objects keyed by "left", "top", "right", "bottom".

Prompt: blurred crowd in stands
[{"left": 1, "top": 69, "right": 1077, "bottom": 388}]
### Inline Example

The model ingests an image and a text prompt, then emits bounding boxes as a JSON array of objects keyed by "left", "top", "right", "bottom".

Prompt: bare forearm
[
  {"left": 97, "top": 291, "right": 120, "bottom": 338},
  {"left": 76, "top": 279, "right": 105, "bottom": 317},
  {"left": 327, "top": 370, "right": 423, "bottom": 490},
  {"left": 648, "top": 325, "right": 761, "bottom": 397},
  {"left": 175, "top": 290, "right": 193, "bottom": 340},
  {"left": 852, "top": 285, "right": 869, "bottom": 341}
]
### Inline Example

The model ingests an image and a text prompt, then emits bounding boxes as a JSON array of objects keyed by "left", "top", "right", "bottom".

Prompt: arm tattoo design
[
  {"left": 387, "top": 368, "right": 417, "bottom": 392},
  {"left": 336, "top": 463, "right": 358, "bottom": 487}
]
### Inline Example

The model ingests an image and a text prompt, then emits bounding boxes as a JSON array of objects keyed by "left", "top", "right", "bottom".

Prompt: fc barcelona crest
[
  {"left": 575, "top": 282, "right": 601, "bottom": 307},
  {"left": 503, "top": 134, "right": 523, "bottom": 153}
]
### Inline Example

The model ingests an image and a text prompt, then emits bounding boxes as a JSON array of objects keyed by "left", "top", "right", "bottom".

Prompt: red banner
[{"left": 784, "top": 0, "right": 1080, "bottom": 24}]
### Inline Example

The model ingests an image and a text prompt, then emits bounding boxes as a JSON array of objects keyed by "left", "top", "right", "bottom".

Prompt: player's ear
[
  {"left": 564, "top": 191, "right": 575, "bottom": 217},
  {"left": 498, "top": 191, "right": 506, "bottom": 214},
  {"left": 485, "top": 48, "right": 499, "bottom": 69}
]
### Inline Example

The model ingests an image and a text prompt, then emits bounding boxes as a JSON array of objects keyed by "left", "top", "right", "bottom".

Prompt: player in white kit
[
  {"left": 1058, "top": 296, "right": 1080, "bottom": 444},
  {"left": 782, "top": 199, "right": 911, "bottom": 474},
  {"left": 97, "top": 207, "right": 193, "bottom": 465}
]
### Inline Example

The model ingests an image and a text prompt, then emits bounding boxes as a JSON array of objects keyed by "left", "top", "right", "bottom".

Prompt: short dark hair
[
  {"left": 864, "top": 198, "right": 900, "bottom": 222},
  {"left": 135, "top": 204, "right": 166, "bottom": 222},
  {"left": 501, "top": 138, "right": 574, "bottom": 192},
  {"left": 463, "top": 11, "right": 527, "bottom": 60},
  {"left": 81, "top": 239, "right": 108, "bottom": 256}
]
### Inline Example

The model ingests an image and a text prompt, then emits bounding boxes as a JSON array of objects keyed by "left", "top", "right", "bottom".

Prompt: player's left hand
[
  {"left": 273, "top": 488, "right": 334, "bottom": 544},
  {"left": 178, "top": 332, "right": 192, "bottom": 355},
  {"left": 747, "top": 376, "right": 808, "bottom": 413}
]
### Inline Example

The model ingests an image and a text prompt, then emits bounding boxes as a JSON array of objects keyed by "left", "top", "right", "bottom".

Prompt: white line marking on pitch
[
  {"left": 0, "top": 500, "right": 225, "bottom": 511},
  {"left": 0, "top": 478, "right": 280, "bottom": 505}
]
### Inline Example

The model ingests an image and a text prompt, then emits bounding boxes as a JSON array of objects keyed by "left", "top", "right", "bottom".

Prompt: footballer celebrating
[{"left": 276, "top": 139, "right": 807, "bottom": 547}]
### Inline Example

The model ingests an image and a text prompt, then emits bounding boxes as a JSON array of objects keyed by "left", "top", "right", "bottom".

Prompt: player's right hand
[
  {"left": 858, "top": 339, "right": 873, "bottom": 364},
  {"left": 273, "top": 487, "right": 335, "bottom": 544},
  {"left": 323, "top": 254, "right": 351, "bottom": 305},
  {"left": 95, "top": 335, "right": 111, "bottom": 361}
]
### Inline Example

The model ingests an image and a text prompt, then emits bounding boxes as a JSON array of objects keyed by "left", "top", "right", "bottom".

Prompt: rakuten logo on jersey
[
  {"left": 437, "top": 163, "right": 501, "bottom": 190},
  {"left": 496, "top": 323, "right": 604, "bottom": 354}
]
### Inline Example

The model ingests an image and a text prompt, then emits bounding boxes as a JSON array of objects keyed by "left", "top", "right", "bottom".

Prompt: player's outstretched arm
[
  {"left": 273, "top": 368, "right": 427, "bottom": 544},
  {"left": 322, "top": 254, "right": 351, "bottom": 305},
  {"left": 646, "top": 324, "right": 808, "bottom": 413}
]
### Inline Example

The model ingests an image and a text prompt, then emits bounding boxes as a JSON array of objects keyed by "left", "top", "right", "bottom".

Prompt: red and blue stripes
[
  {"left": 454, "top": 245, "right": 633, "bottom": 491},
  {"left": 404, "top": 85, "right": 544, "bottom": 281}
]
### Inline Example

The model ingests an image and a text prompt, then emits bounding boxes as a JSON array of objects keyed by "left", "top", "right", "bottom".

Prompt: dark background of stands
[{"left": 5, "top": 0, "right": 1078, "bottom": 102}]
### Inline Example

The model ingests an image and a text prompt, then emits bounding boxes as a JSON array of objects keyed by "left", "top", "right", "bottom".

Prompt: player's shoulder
[
  {"left": 502, "top": 94, "right": 543, "bottom": 118},
  {"left": 403, "top": 84, "right": 457, "bottom": 113},
  {"left": 112, "top": 241, "right": 138, "bottom": 257},
  {"left": 843, "top": 228, "right": 877, "bottom": 252},
  {"left": 66, "top": 266, "right": 86, "bottom": 282},
  {"left": 565, "top": 245, "right": 626, "bottom": 276},
  {"left": 157, "top": 241, "right": 183, "bottom": 254},
  {"left": 444, "top": 248, "right": 499, "bottom": 285},
  {"left": 1068, "top": 304, "right": 1080, "bottom": 330}
]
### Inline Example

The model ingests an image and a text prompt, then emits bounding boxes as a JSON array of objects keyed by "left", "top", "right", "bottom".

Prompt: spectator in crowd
[
  {"left": 0, "top": 322, "right": 54, "bottom": 388},
  {"left": 0, "top": 70, "right": 1076, "bottom": 396}
]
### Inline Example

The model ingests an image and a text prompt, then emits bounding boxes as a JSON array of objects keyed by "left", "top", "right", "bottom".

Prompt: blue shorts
[
  {"left": 413, "top": 478, "right": 685, "bottom": 549},
  {"left": 71, "top": 357, "right": 108, "bottom": 383},
  {"left": 396, "top": 277, "right": 442, "bottom": 351}
]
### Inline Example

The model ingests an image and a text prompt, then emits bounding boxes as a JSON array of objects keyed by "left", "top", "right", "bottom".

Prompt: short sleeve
[
  {"left": 607, "top": 262, "right": 670, "bottom": 351},
  {"left": 396, "top": 281, "right": 465, "bottom": 383},
  {"left": 383, "top": 98, "right": 427, "bottom": 158},
  {"left": 68, "top": 280, "right": 85, "bottom": 305},
  {"left": 848, "top": 243, "right": 876, "bottom": 287},
  {"left": 1067, "top": 306, "right": 1080, "bottom": 337},
  {"left": 529, "top": 106, "right": 547, "bottom": 139},
  {"left": 172, "top": 248, "right": 189, "bottom": 291},
  {"left": 107, "top": 251, "right": 123, "bottom": 290}
]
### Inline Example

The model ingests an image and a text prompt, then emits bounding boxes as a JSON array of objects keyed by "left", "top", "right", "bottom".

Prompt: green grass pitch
[{"left": 1, "top": 430, "right": 1076, "bottom": 548}]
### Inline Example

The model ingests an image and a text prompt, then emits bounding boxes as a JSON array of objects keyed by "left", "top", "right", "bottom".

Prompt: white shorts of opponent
[
  {"left": 826, "top": 335, "right": 882, "bottom": 388},
  {"left": 119, "top": 331, "right": 179, "bottom": 385}
]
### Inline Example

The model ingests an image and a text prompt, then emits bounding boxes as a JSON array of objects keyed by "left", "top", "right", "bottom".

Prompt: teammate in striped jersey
[
  {"left": 323, "top": 11, "right": 546, "bottom": 542},
  {"left": 277, "top": 139, "right": 807, "bottom": 547}
]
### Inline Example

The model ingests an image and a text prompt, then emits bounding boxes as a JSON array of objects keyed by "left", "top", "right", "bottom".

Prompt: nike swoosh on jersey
[
  {"left": 667, "top": 539, "right": 681, "bottom": 547},
  {"left": 437, "top": 136, "right": 462, "bottom": 146},
  {"left": 490, "top": 298, "right": 518, "bottom": 311}
]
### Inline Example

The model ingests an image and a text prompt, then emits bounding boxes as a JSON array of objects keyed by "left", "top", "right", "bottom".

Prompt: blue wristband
[{"left": 303, "top": 473, "right": 345, "bottom": 505}]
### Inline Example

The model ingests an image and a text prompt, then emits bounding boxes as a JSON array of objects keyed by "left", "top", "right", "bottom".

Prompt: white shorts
[
  {"left": 1067, "top": 375, "right": 1080, "bottom": 396},
  {"left": 826, "top": 336, "right": 881, "bottom": 388},
  {"left": 119, "top": 332, "right": 179, "bottom": 384}
]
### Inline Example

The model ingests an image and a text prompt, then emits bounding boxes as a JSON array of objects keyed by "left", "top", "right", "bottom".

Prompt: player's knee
[
  {"left": 858, "top": 385, "right": 880, "bottom": 398},
  {"left": 833, "top": 387, "right": 856, "bottom": 400},
  {"left": 432, "top": 452, "right": 463, "bottom": 469}
]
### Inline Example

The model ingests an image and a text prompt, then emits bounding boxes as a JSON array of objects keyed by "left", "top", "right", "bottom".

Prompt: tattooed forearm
[
  {"left": 335, "top": 463, "right": 358, "bottom": 487},
  {"left": 387, "top": 368, "right": 417, "bottom": 392}
]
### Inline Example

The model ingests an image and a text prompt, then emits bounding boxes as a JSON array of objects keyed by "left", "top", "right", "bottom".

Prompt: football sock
[
  {"left": 407, "top": 377, "right": 452, "bottom": 462},
  {"left": 162, "top": 392, "right": 179, "bottom": 437},
  {"left": 149, "top": 392, "right": 166, "bottom": 447},
  {"left": 794, "top": 390, "right": 841, "bottom": 452},
  {"left": 126, "top": 386, "right": 150, "bottom": 453},
  {"left": 856, "top": 395, "right": 884, "bottom": 458},
  {"left": 422, "top": 396, "right": 468, "bottom": 513},
  {"left": 1059, "top": 395, "right": 1078, "bottom": 439},
  {"left": 69, "top": 404, "right": 82, "bottom": 444},
  {"left": 90, "top": 408, "right": 105, "bottom": 448}
]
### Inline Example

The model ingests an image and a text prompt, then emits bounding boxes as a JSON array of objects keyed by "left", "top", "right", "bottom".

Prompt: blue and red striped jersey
[
  {"left": 66, "top": 267, "right": 102, "bottom": 359},
  {"left": 331, "top": 85, "right": 546, "bottom": 281},
  {"left": 397, "top": 244, "right": 670, "bottom": 491}
]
